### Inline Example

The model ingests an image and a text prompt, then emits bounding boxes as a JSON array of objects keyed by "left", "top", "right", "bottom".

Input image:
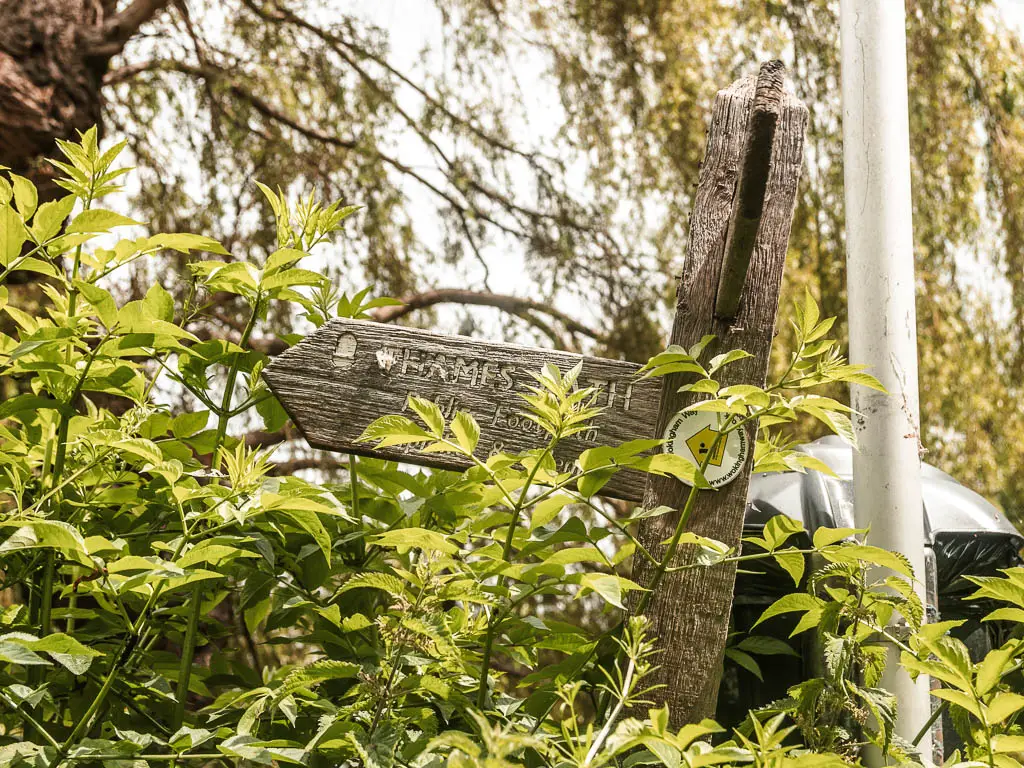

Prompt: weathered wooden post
[
  {"left": 630, "top": 62, "right": 807, "bottom": 723},
  {"left": 263, "top": 60, "right": 807, "bottom": 728}
]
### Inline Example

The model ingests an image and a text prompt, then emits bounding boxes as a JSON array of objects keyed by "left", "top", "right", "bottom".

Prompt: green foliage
[{"left": 2, "top": 132, "right": 1022, "bottom": 768}]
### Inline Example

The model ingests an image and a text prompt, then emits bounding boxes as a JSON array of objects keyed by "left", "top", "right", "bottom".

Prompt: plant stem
[
  {"left": 634, "top": 415, "right": 734, "bottom": 615},
  {"left": 910, "top": 701, "right": 945, "bottom": 748},
  {"left": 171, "top": 299, "right": 260, "bottom": 732},
  {"left": 584, "top": 654, "right": 636, "bottom": 765},
  {"left": 476, "top": 445, "right": 552, "bottom": 709},
  {"left": 635, "top": 487, "right": 700, "bottom": 618},
  {"left": 349, "top": 452, "right": 360, "bottom": 519},
  {"left": 368, "top": 579, "right": 429, "bottom": 737},
  {"left": 63, "top": 638, "right": 130, "bottom": 748},
  {"left": 0, "top": 692, "right": 61, "bottom": 750},
  {"left": 172, "top": 590, "right": 204, "bottom": 730}
]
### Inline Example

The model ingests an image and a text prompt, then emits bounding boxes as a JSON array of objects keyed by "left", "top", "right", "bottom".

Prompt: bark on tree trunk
[{"left": 0, "top": 0, "right": 168, "bottom": 198}]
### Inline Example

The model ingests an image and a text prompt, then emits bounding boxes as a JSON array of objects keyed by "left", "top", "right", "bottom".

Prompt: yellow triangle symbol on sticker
[{"left": 685, "top": 425, "right": 726, "bottom": 467}]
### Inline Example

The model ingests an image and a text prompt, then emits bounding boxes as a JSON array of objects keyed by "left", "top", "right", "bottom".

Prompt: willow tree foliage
[{"left": 5, "top": 0, "right": 1023, "bottom": 520}]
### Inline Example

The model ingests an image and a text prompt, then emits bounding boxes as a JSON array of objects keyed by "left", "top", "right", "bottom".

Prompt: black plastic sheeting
[
  {"left": 934, "top": 533, "right": 1023, "bottom": 613},
  {"left": 715, "top": 436, "right": 1023, "bottom": 749}
]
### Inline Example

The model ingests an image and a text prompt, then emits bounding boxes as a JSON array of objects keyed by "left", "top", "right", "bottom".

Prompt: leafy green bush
[{"left": 0, "top": 131, "right": 1022, "bottom": 768}]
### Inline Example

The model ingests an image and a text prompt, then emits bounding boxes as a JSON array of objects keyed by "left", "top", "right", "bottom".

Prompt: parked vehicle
[{"left": 718, "top": 435, "right": 1024, "bottom": 755}]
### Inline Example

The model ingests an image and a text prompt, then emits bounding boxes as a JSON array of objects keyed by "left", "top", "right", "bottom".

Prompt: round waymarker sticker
[{"left": 663, "top": 410, "right": 749, "bottom": 488}]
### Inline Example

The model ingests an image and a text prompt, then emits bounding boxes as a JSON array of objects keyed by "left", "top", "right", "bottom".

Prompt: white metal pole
[{"left": 839, "top": 0, "right": 932, "bottom": 760}]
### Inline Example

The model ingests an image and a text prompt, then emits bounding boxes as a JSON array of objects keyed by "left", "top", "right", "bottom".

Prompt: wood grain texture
[
  {"left": 630, "top": 67, "right": 808, "bottom": 724},
  {"left": 262, "top": 318, "right": 662, "bottom": 501}
]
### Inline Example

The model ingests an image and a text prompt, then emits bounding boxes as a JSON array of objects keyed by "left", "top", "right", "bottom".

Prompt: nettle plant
[{"left": 0, "top": 130, "right": 1022, "bottom": 768}]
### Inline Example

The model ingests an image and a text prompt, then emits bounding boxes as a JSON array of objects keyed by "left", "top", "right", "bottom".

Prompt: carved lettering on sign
[{"left": 262, "top": 318, "right": 663, "bottom": 501}]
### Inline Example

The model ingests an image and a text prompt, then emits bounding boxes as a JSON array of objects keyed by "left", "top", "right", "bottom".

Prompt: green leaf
[
  {"left": 143, "top": 282, "right": 174, "bottom": 322},
  {"left": 0, "top": 640, "right": 48, "bottom": 666},
  {"left": 578, "top": 573, "right": 643, "bottom": 609},
  {"left": 1, "top": 204, "right": 28, "bottom": 266},
  {"left": 336, "top": 572, "right": 408, "bottom": 599},
  {"left": 708, "top": 349, "right": 753, "bottom": 374},
  {"left": 736, "top": 635, "right": 800, "bottom": 658},
  {"left": 773, "top": 551, "right": 805, "bottom": 587},
  {"left": 171, "top": 410, "right": 210, "bottom": 438},
  {"left": 724, "top": 648, "right": 763, "bottom": 681},
  {"left": 74, "top": 280, "right": 118, "bottom": 328},
  {"left": 255, "top": 391, "right": 289, "bottom": 432},
  {"left": 407, "top": 396, "right": 444, "bottom": 437},
  {"left": 10, "top": 175, "right": 37, "bottom": 219},
  {"left": 762, "top": 514, "right": 804, "bottom": 551},
  {"left": 31, "top": 195, "right": 76, "bottom": 243},
  {"left": 169, "top": 727, "right": 215, "bottom": 751},
  {"left": 177, "top": 543, "right": 258, "bottom": 569},
  {"left": 275, "top": 660, "right": 360, "bottom": 701},
  {"left": 992, "top": 735, "right": 1024, "bottom": 754},
  {"left": 812, "top": 527, "right": 863, "bottom": 549},
  {"left": 357, "top": 415, "right": 432, "bottom": 447},
  {"left": 976, "top": 644, "right": 1016, "bottom": 696},
  {"left": 530, "top": 494, "right": 573, "bottom": 530},
  {"left": 983, "top": 607, "right": 1024, "bottom": 623},
  {"left": 149, "top": 232, "right": 228, "bottom": 255},
  {"left": 0, "top": 520, "right": 88, "bottom": 556},
  {"left": 799, "top": 287, "right": 820, "bottom": 336},
  {"left": 272, "top": 507, "right": 332, "bottom": 565},
  {"left": 3, "top": 632, "right": 102, "bottom": 674},
  {"left": 799, "top": 405, "right": 856, "bottom": 446},
  {"left": 754, "top": 593, "right": 823, "bottom": 628},
  {"left": 372, "top": 528, "right": 458, "bottom": 555},
  {"left": 66, "top": 209, "right": 141, "bottom": 233},
  {"left": 987, "top": 692, "right": 1024, "bottom": 724},
  {"left": 930, "top": 688, "right": 983, "bottom": 720},
  {"left": 822, "top": 544, "right": 913, "bottom": 578},
  {"left": 450, "top": 411, "right": 480, "bottom": 454},
  {"left": 218, "top": 735, "right": 273, "bottom": 765},
  {"left": 114, "top": 438, "right": 164, "bottom": 466},
  {"left": 634, "top": 453, "right": 710, "bottom": 488},
  {"left": 264, "top": 248, "right": 308, "bottom": 273}
]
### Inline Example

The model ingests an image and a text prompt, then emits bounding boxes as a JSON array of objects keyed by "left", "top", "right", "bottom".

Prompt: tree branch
[
  {"left": 105, "top": 59, "right": 530, "bottom": 242},
  {"left": 373, "top": 289, "right": 605, "bottom": 343},
  {"left": 85, "top": 0, "right": 174, "bottom": 58}
]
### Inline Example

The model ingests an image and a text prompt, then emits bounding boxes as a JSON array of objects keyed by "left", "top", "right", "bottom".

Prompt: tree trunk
[{"left": 0, "top": 0, "right": 168, "bottom": 198}]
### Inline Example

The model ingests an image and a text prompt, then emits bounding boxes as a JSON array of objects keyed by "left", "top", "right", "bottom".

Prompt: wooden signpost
[
  {"left": 261, "top": 319, "right": 661, "bottom": 501},
  {"left": 264, "top": 61, "right": 808, "bottom": 726}
]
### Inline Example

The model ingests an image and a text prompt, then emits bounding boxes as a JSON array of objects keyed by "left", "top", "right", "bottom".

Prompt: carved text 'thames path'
[{"left": 262, "top": 318, "right": 662, "bottom": 501}]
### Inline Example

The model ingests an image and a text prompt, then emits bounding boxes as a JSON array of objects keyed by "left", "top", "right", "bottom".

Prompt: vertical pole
[{"left": 839, "top": 0, "right": 931, "bottom": 758}]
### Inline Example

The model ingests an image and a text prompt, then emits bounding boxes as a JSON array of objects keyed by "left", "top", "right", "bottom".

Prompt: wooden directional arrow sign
[{"left": 262, "top": 318, "right": 662, "bottom": 501}]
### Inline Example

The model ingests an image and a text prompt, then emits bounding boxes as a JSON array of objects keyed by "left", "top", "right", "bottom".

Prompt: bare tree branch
[
  {"left": 105, "top": 59, "right": 531, "bottom": 242},
  {"left": 85, "top": 0, "right": 173, "bottom": 57},
  {"left": 373, "top": 289, "right": 604, "bottom": 343}
]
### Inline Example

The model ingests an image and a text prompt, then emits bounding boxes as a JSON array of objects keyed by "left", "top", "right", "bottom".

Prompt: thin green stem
[
  {"left": 172, "top": 299, "right": 260, "bottom": 732},
  {"left": 349, "top": 452, "right": 360, "bottom": 519},
  {"left": 172, "top": 589, "right": 204, "bottom": 730},
  {"left": 635, "top": 414, "right": 735, "bottom": 616},
  {"left": 573, "top": 494, "right": 660, "bottom": 567},
  {"left": 368, "top": 579, "right": 429, "bottom": 737},
  {"left": 0, "top": 692, "right": 61, "bottom": 750},
  {"left": 477, "top": 444, "right": 553, "bottom": 709},
  {"left": 61, "top": 755, "right": 224, "bottom": 763},
  {"left": 584, "top": 654, "right": 636, "bottom": 765},
  {"left": 910, "top": 701, "right": 945, "bottom": 748},
  {"left": 63, "top": 637, "right": 130, "bottom": 748}
]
